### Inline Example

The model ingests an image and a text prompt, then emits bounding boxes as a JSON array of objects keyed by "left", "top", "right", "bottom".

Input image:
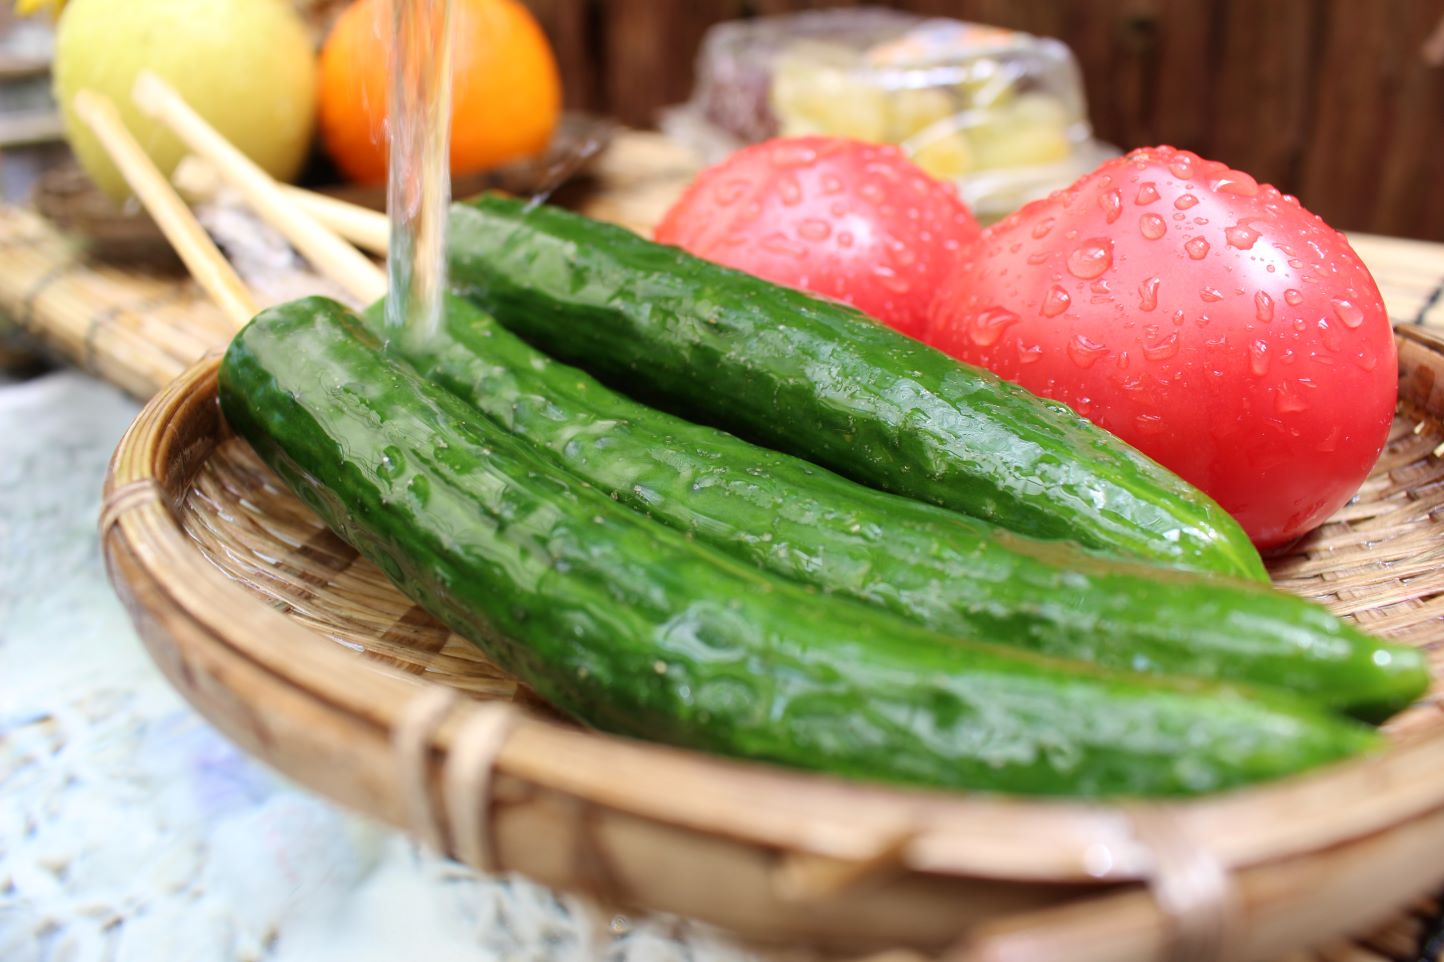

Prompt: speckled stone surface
[{"left": 0, "top": 369, "right": 756, "bottom": 962}]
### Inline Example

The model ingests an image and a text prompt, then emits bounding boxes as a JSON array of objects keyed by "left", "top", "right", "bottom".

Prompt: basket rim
[{"left": 102, "top": 353, "right": 1444, "bottom": 889}]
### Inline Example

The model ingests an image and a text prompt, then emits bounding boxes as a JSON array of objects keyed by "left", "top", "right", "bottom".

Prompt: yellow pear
[{"left": 53, "top": 0, "right": 317, "bottom": 199}]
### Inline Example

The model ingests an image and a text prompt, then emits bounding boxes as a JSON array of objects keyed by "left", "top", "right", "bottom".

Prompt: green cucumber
[
  {"left": 220, "top": 296, "right": 1377, "bottom": 798},
  {"left": 446, "top": 195, "right": 1266, "bottom": 581},
  {"left": 363, "top": 295, "right": 1425, "bottom": 720}
]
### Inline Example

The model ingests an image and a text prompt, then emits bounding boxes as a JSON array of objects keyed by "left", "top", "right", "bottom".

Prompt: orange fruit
[{"left": 318, "top": 0, "right": 561, "bottom": 184}]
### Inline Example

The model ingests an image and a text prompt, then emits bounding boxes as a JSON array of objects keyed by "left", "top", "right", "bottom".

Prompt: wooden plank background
[{"left": 523, "top": 0, "right": 1444, "bottom": 241}]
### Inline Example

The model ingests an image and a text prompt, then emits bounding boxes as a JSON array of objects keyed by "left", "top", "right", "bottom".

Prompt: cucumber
[
  {"left": 219, "top": 296, "right": 1377, "bottom": 798},
  {"left": 446, "top": 195, "right": 1266, "bottom": 582},
  {"left": 364, "top": 295, "right": 1425, "bottom": 720}
]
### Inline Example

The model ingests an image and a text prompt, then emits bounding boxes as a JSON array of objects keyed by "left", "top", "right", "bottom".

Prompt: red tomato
[
  {"left": 927, "top": 146, "right": 1396, "bottom": 550},
  {"left": 656, "top": 136, "right": 980, "bottom": 338}
]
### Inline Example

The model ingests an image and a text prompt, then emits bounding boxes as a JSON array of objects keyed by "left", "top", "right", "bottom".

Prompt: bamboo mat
[{"left": 6, "top": 131, "right": 1444, "bottom": 962}]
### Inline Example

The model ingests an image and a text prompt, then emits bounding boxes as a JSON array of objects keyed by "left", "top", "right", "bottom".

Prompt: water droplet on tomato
[
  {"left": 1136, "top": 183, "right": 1160, "bottom": 205},
  {"left": 894, "top": 246, "right": 917, "bottom": 267},
  {"left": 1317, "top": 317, "right": 1342, "bottom": 352},
  {"left": 859, "top": 182, "right": 884, "bottom": 203},
  {"left": 1017, "top": 340, "right": 1044, "bottom": 364},
  {"left": 1067, "top": 335, "right": 1108, "bottom": 368},
  {"left": 872, "top": 264, "right": 911, "bottom": 294},
  {"left": 1042, "top": 286, "right": 1072, "bottom": 317},
  {"left": 1174, "top": 194, "right": 1199, "bottom": 210},
  {"left": 1099, "top": 189, "right": 1123, "bottom": 223},
  {"left": 1255, "top": 291, "right": 1275, "bottom": 322},
  {"left": 1032, "top": 217, "right": 1057, "bottom": 239},
  {"left": 1288, "top": 258, "right": 1305, "bottom": 270},
  {"left": 1135, "top": 413, "right": 1166, "bottom": 435},
  {"left": 714, "top": 179, "right": 748, "bottom": 207},
  {"left": 1355, "top": 349, "right": 1378, "bottom": 371},
  {"left": 1074, "top": 395, "right": 1093, "bottom": 415},
  {"left": 1027, "top": 251, "right": 1049, "bottom": 265},
  {"left": 1138, "top": 276, "right": 1160, "bottom": 312},
  {"left": 1172, "top": 309, "right": 1186, "bottom": 326},
  {"left": 1211, "top": 171, "right": 1259, "bottom": 196},
  {"left": 770, "top": 142, "right": 818, "bottom": 167},
  {"left": 821, "top": 174, "right": 843, "bottom": 195},
  {"left": 739, "top": 201, "right": 763, "bottom": 223},
  {"left": 777, "top": 174, "right": 803, "bottom": 206},
  {"left": 970, "top": 307, "right": 1021, "bottom": 347},
  {"left": 761, "top": 233, "right": 807, "bottom": 259},
  {"left": 1139, "top": 213, "right": 1167, "bottom": 239},
  {"left": 1249, "top": 339, "right": 1270, "bottom": 376},
  {"left": 1168, "top": 156, "right": 1195, "bottom": 179},
  {"left": 797, "top": 219, "right": 832, "bottom": 242},
  {"left": 1200, "top": 287, "right": 1223, "bottom": 303},
  {"left": 838, "top": 231, "right": 855, "bottom": 249},
  {"left": 1067, "top": 238, "right": 1114, "bottom": 279},
  {"left": 1225, "top": 223, "right": 1260, "bottom": 250},
  {"left": 1332, "top": 298, "right": 1364, "bottom": 329},
  {"left": 1284, "top": 289, "right": 1303, "bottom": 306},
  {"left": 1275, "top": 385, "right": 1308, "bottom": 414},
  {"left": 1143, "top": 332, "right": 1179, "bottom": 361},
  {"left": 1185, "top": 238, "right": 1211, "bottom": 260}
]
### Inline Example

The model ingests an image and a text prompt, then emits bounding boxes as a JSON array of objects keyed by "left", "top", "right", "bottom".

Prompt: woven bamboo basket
[
  {"left": 7, "top": 101, "right": 1443, "bottom": 957},
  {"left": 96, "top": 308, "right": 1444, "bottom": 960}
]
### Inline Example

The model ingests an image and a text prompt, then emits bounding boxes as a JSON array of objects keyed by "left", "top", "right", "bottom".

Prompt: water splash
[{"left": 385, "top": 0, "right": 454, "bottom": 349}]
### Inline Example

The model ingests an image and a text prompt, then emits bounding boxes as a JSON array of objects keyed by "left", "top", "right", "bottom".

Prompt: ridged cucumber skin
[
  {"left": 361, "top": 296, "right": 1425, "bottom": 721},
  {"left": 446, "top": 195, "right": 1266, "bottom": 583},
  {"left": 218, "top": 297, "right": 1378, "bottom": 798}
]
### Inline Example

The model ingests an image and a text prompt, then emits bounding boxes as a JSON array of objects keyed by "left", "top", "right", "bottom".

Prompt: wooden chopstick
[
  {"left": 131, "top": 71, "right": 388, "bottom": 305},
  {"left": 71, "top": 90, "right": 258, "bottom": 328},
  {"left": 173, "top": 155, "right": 391, "bottom": 255}
]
